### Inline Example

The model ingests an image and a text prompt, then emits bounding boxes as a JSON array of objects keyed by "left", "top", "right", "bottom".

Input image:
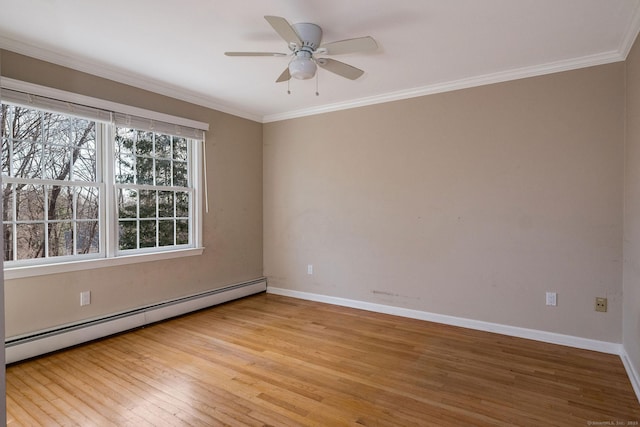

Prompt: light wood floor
[{"left": 6, "top": 293, "right": 640, "bottom": 426}]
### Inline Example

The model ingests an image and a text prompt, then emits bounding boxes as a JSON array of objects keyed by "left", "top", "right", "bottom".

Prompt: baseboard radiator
[{"left": 5, "top": 278, "right": 267, "bottom": 364}]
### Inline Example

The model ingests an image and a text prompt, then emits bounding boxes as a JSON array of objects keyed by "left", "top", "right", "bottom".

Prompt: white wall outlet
[
  {"left": 307, "top": 264, "right": 313, "bottom": 275},
  {"left": 80, "top": 291, "right": 91, "bottom": 306},
  {"left": 546, "top": 292, "right": 557, "bottom": 306}
]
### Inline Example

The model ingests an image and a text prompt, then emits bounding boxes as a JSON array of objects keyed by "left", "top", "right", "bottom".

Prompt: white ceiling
[{"left": 1, "top": 0, "right": 639, "bottom": 123}]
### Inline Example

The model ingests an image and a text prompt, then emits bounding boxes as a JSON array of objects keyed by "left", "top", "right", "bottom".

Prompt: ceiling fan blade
[
  {"left": 276, "top": 67, "right": 291, "bottom": 83},
  {"left": 265, "top": 16, "right": 302, "bottom": 47},
  {"left": 225, "top": 52, "right": 288, "bottom": 57},
  {"left": 316, "top": 58, "right": 364, "bottom": 80},
  {"left": 319, "top": 36, "right": 378, "bottom": 55}
]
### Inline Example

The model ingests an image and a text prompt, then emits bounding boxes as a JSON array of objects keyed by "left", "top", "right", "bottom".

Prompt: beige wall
[
  {"left": 624, "top": 37, "right": 640, "bottom": 376},
  {"left": 1, "top": 50, "right": 263, "bottom": 337},
  {"left": 264, "top": 63, "right": 625, "bottom": 342},
  {"left": 0, "top": 47, "right": 630, "bottom": 347}
]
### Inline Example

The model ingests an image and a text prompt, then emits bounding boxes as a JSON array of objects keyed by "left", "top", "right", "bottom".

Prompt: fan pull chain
[{"left": 284, "top": 74, "right": 321, "bottom": 96}]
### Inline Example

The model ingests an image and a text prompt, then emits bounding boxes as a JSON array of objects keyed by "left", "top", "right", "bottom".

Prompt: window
[
  {"left": 1, "top": 83, "right": 207, "bottom": 276},
  {"left": 2, "top": 105, "right": 101, "bottom": 262},
  {"left": 114, "top": 128, "right": 192, "bottom": 251}
]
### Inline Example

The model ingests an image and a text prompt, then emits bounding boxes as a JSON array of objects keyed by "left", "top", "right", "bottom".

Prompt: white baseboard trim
[
  {"left": 268, "top": 286, "right": 640, "bottom": 404},
  {"left": 621, "top": 349, "right": 640, "bottom": 404},
  {"left": 6, "top": 278, "right": 267, "bottom": 364},
  {"left": 267, "top": 287, "right": 623, "bottom": 355}
]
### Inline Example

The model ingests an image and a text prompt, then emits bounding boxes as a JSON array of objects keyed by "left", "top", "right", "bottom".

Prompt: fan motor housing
[{"left": 292, "top": 23, "right": 323, "bottom": 50}]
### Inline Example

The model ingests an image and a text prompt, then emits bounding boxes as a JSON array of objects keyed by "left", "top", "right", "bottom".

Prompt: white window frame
[
  {"left": 2, "top": 111, "right": 105, "bottom": 265},
  {"left": 1, "top": 78, "right": 207, "bottom": 280}
]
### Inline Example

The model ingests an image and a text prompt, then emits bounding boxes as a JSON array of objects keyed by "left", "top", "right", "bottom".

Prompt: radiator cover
[{"left": 5, "top": 278, "right": 266, "bottom": 364}]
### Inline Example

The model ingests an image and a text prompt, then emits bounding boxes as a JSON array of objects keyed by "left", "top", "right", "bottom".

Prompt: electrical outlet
[
  {"left": 595, "top": 297, "right": 607, "bottom": 312},
  {"left": 545, "top": 292, "right": 557, "bottom": 306},
  {"left": 80, "top": 291, "right": 91, "bottom": 306},
  {"left": 307, "top": 264, "right": 313, "bottom": 275}
]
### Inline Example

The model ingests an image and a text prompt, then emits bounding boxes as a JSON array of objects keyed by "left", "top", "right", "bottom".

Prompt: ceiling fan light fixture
[
  {"left": 289, "top": 57, "right": 317, "bottom": 80},
  {"left": 226, "top": 16, "right": 376, "bottom": 84}
]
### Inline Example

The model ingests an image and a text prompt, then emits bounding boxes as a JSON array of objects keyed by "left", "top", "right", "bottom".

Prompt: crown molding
[
  {"left": 0, "top": 36, "right": 263, "bottom": 123},
  {"left": 262, "top": 49, "right": 624, "bottom": 123},
  {"left": 2, "top": 17, "right": 638, "bottom": 125},
  {"left": 619, "top": 1, "right": 640, "bottom": 59}
]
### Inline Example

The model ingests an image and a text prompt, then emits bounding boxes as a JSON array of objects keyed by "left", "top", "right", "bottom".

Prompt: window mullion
[
  {"left": 11, "top": 185, "right": 17, "bottom": 262},
  {"left": 40, "top": 111, "right": 48, "bottom": 259},
  {"left": 156, "top": 197, "right": 159, "bottom": 247},
  {"left": 192, "top": 140, "right": 202, "bottom": 248},
  {"left": 72, "top": 189, "right": 77, "bottom": 256},
  {"left": 102, "top": 123, "right": 116, "bottom": 258},
  {"left": 153, "top": 133, "right": 158, "bottom": 247},
  {"left": 43, "top": 183, "right": 49, "bottom": 259}
]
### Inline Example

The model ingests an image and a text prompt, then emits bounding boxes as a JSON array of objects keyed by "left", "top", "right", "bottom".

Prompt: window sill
[{"left": 4, "top": 247, "right": 205, "bottom": 280}]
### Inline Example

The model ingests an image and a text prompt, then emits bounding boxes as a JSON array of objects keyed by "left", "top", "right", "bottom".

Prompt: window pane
[
  {"left": 119, "top": 221, "right": 137, "bottom": 250},
  {"left": 16, "top": 184, "right": 44, "bottom": 221},
  {"left": 47, "top": 185, "right": 73, "bottom": 221},
  {"left": 136, "top": 156, "right": 154, "bottom": 185},
  {"left": 139, "top": 190, "right": 156, "bottom": 218},
  {"left": 173, "top": 137, "right": 188, "bottom": 161},
  {"left": 117, "top": 188, "right": 137, "bottom": 219},
  {"left": 77, "top": 187, "right": 99, "bottom": 220},
  {"left": 13, "top": 141, "right": 43, "bottom": 179},
  {"left": 72, "top": 119, "right": 96, "bottom": 150},
  {"left": 77, "top": 221, "right": 99, "bottom": 254},
  {"left": 158, "top": 191, "right": 173, "bottom": 218},
  {"left": 156, "top": 134, "right": 171, "bottom": 158},
  {"left": 176, "top": 219, "right": 189, "bottom": 245},
  {"left": 16, "top": 223, "right": 45, "bottom": 260},
  {"left": 3, "top": 224, "right": 13, "bottom": 261},
  {"left": 72, "top": 149, "right": 96, "bottom": 182},
  {"left": 3, "top": 183, "right": 14, "bottom": 222},
  {"left": 48, "top": 222, "right": 73, "bottom": 257},
  {"left": 176, "top": 191, "right": 189, "bottom": 217},
  {"left": 44, "top": 144, "right": 69, "bottom": 180},
  {"left": 139, "top": 220, "right": 156, "bottom": 248},
  {"left": 116, "top": 128, "right": 135, "bottom": 155},
  {"left": 115, "top": 153, "right": 135, "bottom": 183},
  {"left": 158, "top": 220, "right": 174, "bottom": 246},
  {"left": 173, "top": 161, "right": 187, "bottom": 187},
  {"left": 136, "top": 131, "right": 153, "bottom": 155},
  {"left": 2, "top": 138, "right": 9, "bottom": 176},
  {"left": 12, "top": 108, "right": 42, "bottom": 142},
  {"left": 1, "top": 105, "right": 12, "bottom": 138},
  {"left": 42, "top": 113, "right": 71, "bottom": 144},
  {"left": 156, "top": 159, "right": 171, "bottom": 186}
]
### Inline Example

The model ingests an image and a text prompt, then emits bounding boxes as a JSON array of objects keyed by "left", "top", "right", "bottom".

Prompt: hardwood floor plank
[
  {"left": 6, "top": 376, "right": 60, "bottom": 426},
  {"left": 7, "top": 293, "right": 640, "bottom": 426},
  {"left": 6, "top": 394, "right": 43, "bottom": 427}
]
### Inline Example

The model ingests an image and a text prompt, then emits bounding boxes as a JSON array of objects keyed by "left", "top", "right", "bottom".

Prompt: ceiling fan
[{"left": 225, "top": 16, "right": 377, "bottom": 83}]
